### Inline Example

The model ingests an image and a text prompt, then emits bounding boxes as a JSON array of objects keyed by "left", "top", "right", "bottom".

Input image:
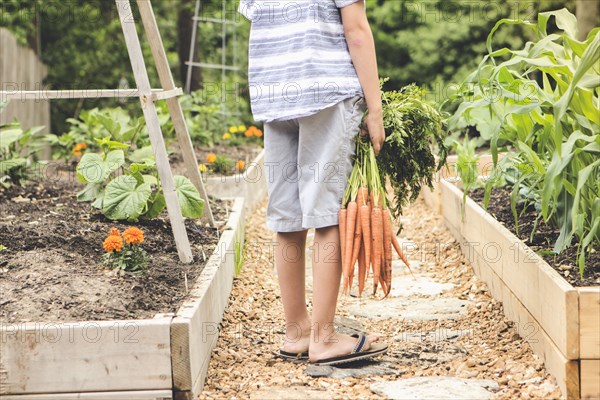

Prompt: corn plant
[{"left": 445, "top": 9, "right": 599, "bottom": 277}]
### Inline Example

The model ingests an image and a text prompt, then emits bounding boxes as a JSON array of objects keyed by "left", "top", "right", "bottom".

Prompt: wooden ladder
[{"left": 0, "top": 0, "right": 214, "bottom": 263}]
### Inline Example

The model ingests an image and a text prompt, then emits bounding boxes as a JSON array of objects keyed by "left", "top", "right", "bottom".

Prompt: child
[{"left": 239, "top": 0, "right": 388, "bottom": 365}]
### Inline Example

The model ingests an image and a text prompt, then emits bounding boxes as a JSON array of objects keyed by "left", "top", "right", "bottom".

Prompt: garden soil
[
  {"left": 470, "top": 186, "right": 600, "bottom": 287},
  {"left": 0, "top": 179, "right": 229, "bottom": 323}
]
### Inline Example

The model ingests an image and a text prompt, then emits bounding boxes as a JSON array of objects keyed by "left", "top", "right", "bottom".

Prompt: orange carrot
[
  {"left": 359, "top": 203, "right": 371, "bottom": 282},
  {"left": 357, "top": 186, "right": 368, "bottom": 207},
  {"left": 349, "top": 205, "right": 363, "bottom": 282},
  {"left": 344, "top": 201, "right": 358, "bottom": 294},
  {"left": 339, "top": 207, "right": 347, "bottom": 272},
  {"left": 383, "top": 209, "right": 393, "bottom": 296},
  {"left": 371, "top": 206, "right": 383, "bottom": 295},
  {"left": 358, "top": 241, "right": 366, "bottom": 297},
  {"left": 391, "top": 233, "right": 414, "bottom": 276}
]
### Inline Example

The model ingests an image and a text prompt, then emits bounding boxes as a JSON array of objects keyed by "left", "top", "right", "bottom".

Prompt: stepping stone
[
  {"left": 250, "top": 386, "right": 329, "bottom": 400},
  {"left": 389, "top": 274, "right": 454, "bottom": 297},
  {"left": 394, "top": 329, "right": 472, "bottom": 343},
  {"left": 370, "top": 377, "right": 499, "bottom": 400},
  {"left": 305, "top": 360, "right": 398, "bottom": 379},
  {"left": 346, "top": 297, "right": 471, "bottom": 321},
  {"left": 334, "top": 315, "right": 364, "bottom": 335}
]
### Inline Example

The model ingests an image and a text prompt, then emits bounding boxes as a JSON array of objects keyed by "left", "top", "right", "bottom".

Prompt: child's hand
[{"left": 361, "top": 109, "right": 385, "bottom": 156}]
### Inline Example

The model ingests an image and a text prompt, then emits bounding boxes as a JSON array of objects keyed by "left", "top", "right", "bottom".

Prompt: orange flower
[
  {"left": 254, "top": 128, "right": 263, "bottom": 138},
  {"left": 206, "top": 153, "right": 217, "bottom": 163},
  {"left": 123, "top": 227, "right": 144, "bottom": 245},
  {"left": 109, "top": 227, "right": 121, "bottom": 237},
  {"left": 72, "top": 143, "right": 87, "bottom": 154},
  {"left": 103, "top": 235, "right": 123, "bottom": 253},
  {"left": 73, "top": 151, "right": 82, "bottom": 157},
  {"left": 235, "top": 160, "right": 245, "bottom": 171},
  {"left": 244, "top": 128, "right": 254, "bottom": 138},
  {"left": 77, "top": 143, "right": 87, "bottom": 150}
]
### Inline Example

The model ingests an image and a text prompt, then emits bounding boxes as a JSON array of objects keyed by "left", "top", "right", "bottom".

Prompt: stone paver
[
  {"left": 250, "top": 386, "right": 331, "bottom": 400},
  {"left": 389, "top": 274, "right": 454, "bottom": 297},
  {"left": 394, "top": 328, "right": 473, "bottom": 343},
  {"left": 346, "top": 296, "right": 471, "bottom": 321},
  {"left": 305, "top": 361, "right": 398, "bottom": 379},
  {"left": 370, "top": 377, "right": 500, "bottom": 400}
]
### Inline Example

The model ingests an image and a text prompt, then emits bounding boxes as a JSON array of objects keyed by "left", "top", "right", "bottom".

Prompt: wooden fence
[{"left": 0, "top": 28, "right": 50, "bottom": 131}]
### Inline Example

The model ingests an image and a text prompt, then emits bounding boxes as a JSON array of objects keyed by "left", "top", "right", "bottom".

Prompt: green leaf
[
  {"left": 174, "top": 175, "right": 204, "bottom": 219},
  {"left": 0, "top": 128, "right": 22, "bottom": 149},
  {"left": 102, "top": 175, "right": 152, "bottom": 221},
  {"left": 94, "top": 136, "right": 130, "bottom": 150},
  {"left": 77, "top": 183, "right": 103, "bottom": 202},
  {"left": 129, "top": 146, "right": 155, "bottom": 163},
  {"left": 143, "top": 193, "right": 166, "bottom": 219},
  {"left": 76, "top": 150, "right": 125, "bottom": 183}
]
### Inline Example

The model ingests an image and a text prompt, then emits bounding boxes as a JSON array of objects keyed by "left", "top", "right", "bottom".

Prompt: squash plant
[
  {"left": 445, "top": 9, "right": 599, "bottom": 276},
  {"left": 76, "top": 137, "right": 203, "bottom": 221},
  {"left": 0, "top": 122, "right": 47, "bottom": 188}
]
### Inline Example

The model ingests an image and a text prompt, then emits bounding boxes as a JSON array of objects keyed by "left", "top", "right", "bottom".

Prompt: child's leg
[
  {"left": 309, "top": 225, "right": 380, "bottom": 361},
  {"left": 274, "top": 230, "right": 311, "bottom": 353}
]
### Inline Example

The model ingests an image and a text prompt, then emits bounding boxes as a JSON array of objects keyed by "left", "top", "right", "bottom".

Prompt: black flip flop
[
  {"left": 277, "top": 349, "right": 309, "bottom": 360},
  {"left": 310, "top": 333, "right": 388, "bottom": 366}
]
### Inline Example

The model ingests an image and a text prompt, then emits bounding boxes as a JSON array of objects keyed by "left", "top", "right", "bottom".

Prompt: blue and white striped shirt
[{"left": 239, "top": 0, "right": 364, "bottom": 123}]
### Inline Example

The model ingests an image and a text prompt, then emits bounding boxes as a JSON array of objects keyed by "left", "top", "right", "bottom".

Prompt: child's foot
[
  {"left": 279, "top": 320, "right": 311, "bottom": 355},
  {"left": 308, "top": 332, "right": 382, "bottom": 363}
]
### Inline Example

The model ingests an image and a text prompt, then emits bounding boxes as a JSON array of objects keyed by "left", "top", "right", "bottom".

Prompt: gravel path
[{"left": 199, "top": 196, "right": 562, "bottom": 399}]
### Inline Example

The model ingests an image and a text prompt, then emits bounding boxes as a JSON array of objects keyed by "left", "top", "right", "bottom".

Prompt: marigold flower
[
  {"left": 123, "top": 227, "right": 144, "bottom": 245},
  {"left": 77, "top": 143, "right": 87, "bottom": 150},
  {"left": 238, "top": 125, "right": 246, "bottom": 131},
  {"left": 229, "top": 126, "right": 239, "bottom": 133},
  {"left": 109, "top": 227, "right": 121, "bottom": 237},
  {"left": 235, "top": 160, "right": 245, "bottom": 171},
  {"left": 73, "top": 151, "right": 82, "bottom": 157},
  {"left": 254, "top": 128, "right": 263, "bottom": 138},
  {"left": 244, "top": 129, "right": 254, "bottom": 138},
  {"left": 206, "top": 153, "right": 217, "bottom": 163},
  {"left": 222, "top": 133, "right": 232, "bottom": 140},
  {"left": 198, "top": 163, "right": 208, "bottom": 173},
  {"left": 103, "top": 235, "right": 123, "bottom": 253}
]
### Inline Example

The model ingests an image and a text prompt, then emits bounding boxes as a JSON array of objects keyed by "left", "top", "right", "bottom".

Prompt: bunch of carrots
[{"left": 339, "top": 138, "right": 411, "bottom": 298}]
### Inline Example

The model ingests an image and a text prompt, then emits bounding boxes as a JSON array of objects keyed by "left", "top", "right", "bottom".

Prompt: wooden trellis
[{"left": 0, "top": 0, "right": 214, "bottom": 264}]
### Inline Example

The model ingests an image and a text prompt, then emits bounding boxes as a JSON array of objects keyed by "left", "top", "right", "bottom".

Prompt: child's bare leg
[
  {"left": 309, "top": 225, "right": 379, "bottom": 361},
  {"left": 275, "top": 230, "right": 311, "bottom": 353}
]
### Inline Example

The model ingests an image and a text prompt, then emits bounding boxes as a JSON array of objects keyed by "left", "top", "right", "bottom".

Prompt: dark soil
[
  {"left": 470, "top": 186, "right": 599, "bottom": 287},
  {"left": 0, "top": 178, "right": 230, "bottom": 323}
]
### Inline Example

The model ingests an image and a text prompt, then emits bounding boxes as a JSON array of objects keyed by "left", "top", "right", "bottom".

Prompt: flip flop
[
  {"left": 277, "top": 349, "right": 309, "bottom": 360},
  {"left": 309, "top": 333, "right": 388, "bottom": 366}
]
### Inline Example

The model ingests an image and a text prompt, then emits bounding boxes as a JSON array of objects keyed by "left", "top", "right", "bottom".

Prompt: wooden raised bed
[
  {"left": 421, "top": 169, "right": 599, "bottom": 399},
  {"left": 205, "top": 149, "right": 267, "bottom": 212},
  {"left": 0, "top": 197, "right": 246, "bottom": 400}
]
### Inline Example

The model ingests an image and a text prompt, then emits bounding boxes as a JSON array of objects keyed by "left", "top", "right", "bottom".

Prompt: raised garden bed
[
  {"left": 421, "top": 166, "right": 600, "bottom": 399},
  {"left": 0, "top": 180, "right": 246, "bottom": 399}
]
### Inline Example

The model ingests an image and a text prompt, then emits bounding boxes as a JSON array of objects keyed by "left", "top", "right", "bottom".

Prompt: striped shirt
[{"left": 239, "top": 0, "right": 364, "bottom": 123}]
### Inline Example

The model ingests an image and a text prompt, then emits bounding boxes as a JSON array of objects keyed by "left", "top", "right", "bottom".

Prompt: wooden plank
[
  {"left": 441, "top": 179, "right": 580, "bottom": 360},
  {"left": 1, "top": 390, "right": 173, "bottom": 400},
  {"left": 136, "top": 0, "right": 215, "bottom": 227},
  {"left": 171, "top": 198, "right": 245, "bottom": 395},
  {"left": 116, "top": 0, "right": 193, "bottom": 263},
  {"left": 0, "top": 88, "right": 180, "bottom": 101},
  {"left": 579, "top": 288, "right": 600, "bottom": 359},
  {"left": 580, "top": 359, "right": 600, "bottom": 399},
  {"left": 501, "top": 280, "right": 579, "bottom": 399},
  {"left": 0, "top": 319, "right": 172, "bottom": 394}
]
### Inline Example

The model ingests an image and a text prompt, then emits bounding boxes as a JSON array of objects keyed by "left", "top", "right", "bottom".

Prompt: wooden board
[
  {"left": 171, "top": 198, "right": 245, "bottom": 396},
  {"left": 1, "top": 390, "right": 172, "bottom": 400},
  {"left": 0, "top": 318, "right": 172, "bottom": 394},
  {"left": 580, "top": 359, "right": 600, "bottom": 399},
  {"left": 579, "top": 288, "right": 600, "bottom": 359},
  {"left": 440, "top": 179, "right": 580, "bottom": 360}
]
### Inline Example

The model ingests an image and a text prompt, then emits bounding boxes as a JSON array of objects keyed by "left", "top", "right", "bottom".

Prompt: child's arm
[{"left": 340, "top": 1, "right": 384, "bottom": 155}]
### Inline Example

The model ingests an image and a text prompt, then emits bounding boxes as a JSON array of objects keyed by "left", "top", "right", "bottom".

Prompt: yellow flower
[
  {"left": 206, "top": 153, "right": 217, "bottom": 163},
  {"left": 222, "top": 133, "right": 232, "bottom": 140},
  {"left": 235, "top": 160, "right": 245, "bottom": 172},
  {"left": 229, "top": 126, "right": 239, "bottom": 133},
  {"left": 238, "top": 125, "right": 246, "bottom": 131},
  {"left": 198, "top": 163, "right": 208, "bottom": 173},
  {"left": 103, "top": 235, "right": 123, "bottom": 253},
  {"left": 123, "top": 227, "right": 144, "bottom": 245}
]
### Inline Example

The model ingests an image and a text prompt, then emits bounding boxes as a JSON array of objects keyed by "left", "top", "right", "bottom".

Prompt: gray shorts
[{"left": 263, "top": 96, "right": 366, "bottom": 232}]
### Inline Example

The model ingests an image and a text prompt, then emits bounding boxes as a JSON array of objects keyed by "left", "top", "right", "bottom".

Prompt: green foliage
[
  {"left": 76, "top": 137, "right": 204, "bottom": 221},
  {"left": 0, "top": 122, "right": 47, "bottom": 187},
  {"left": 446, "top": 9, "right": 599, "bottom": 276},
  {"left": 210, "top": 155, "right": 234, "bottom": 175},
  {"left": 369, "top": 0, "right": 574, "bottom": 102},
  {"left": 102, "top": 243, "right": 149, "bottom": 275},
  {"left": 453, "top": 136, "right": 481, "bottom": 218},
  {"left": 376, "top": 82, "right": 448, "bottom": 220},
  {"left": 0, "top": 244, "right": 5, "bottom": 251}
]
